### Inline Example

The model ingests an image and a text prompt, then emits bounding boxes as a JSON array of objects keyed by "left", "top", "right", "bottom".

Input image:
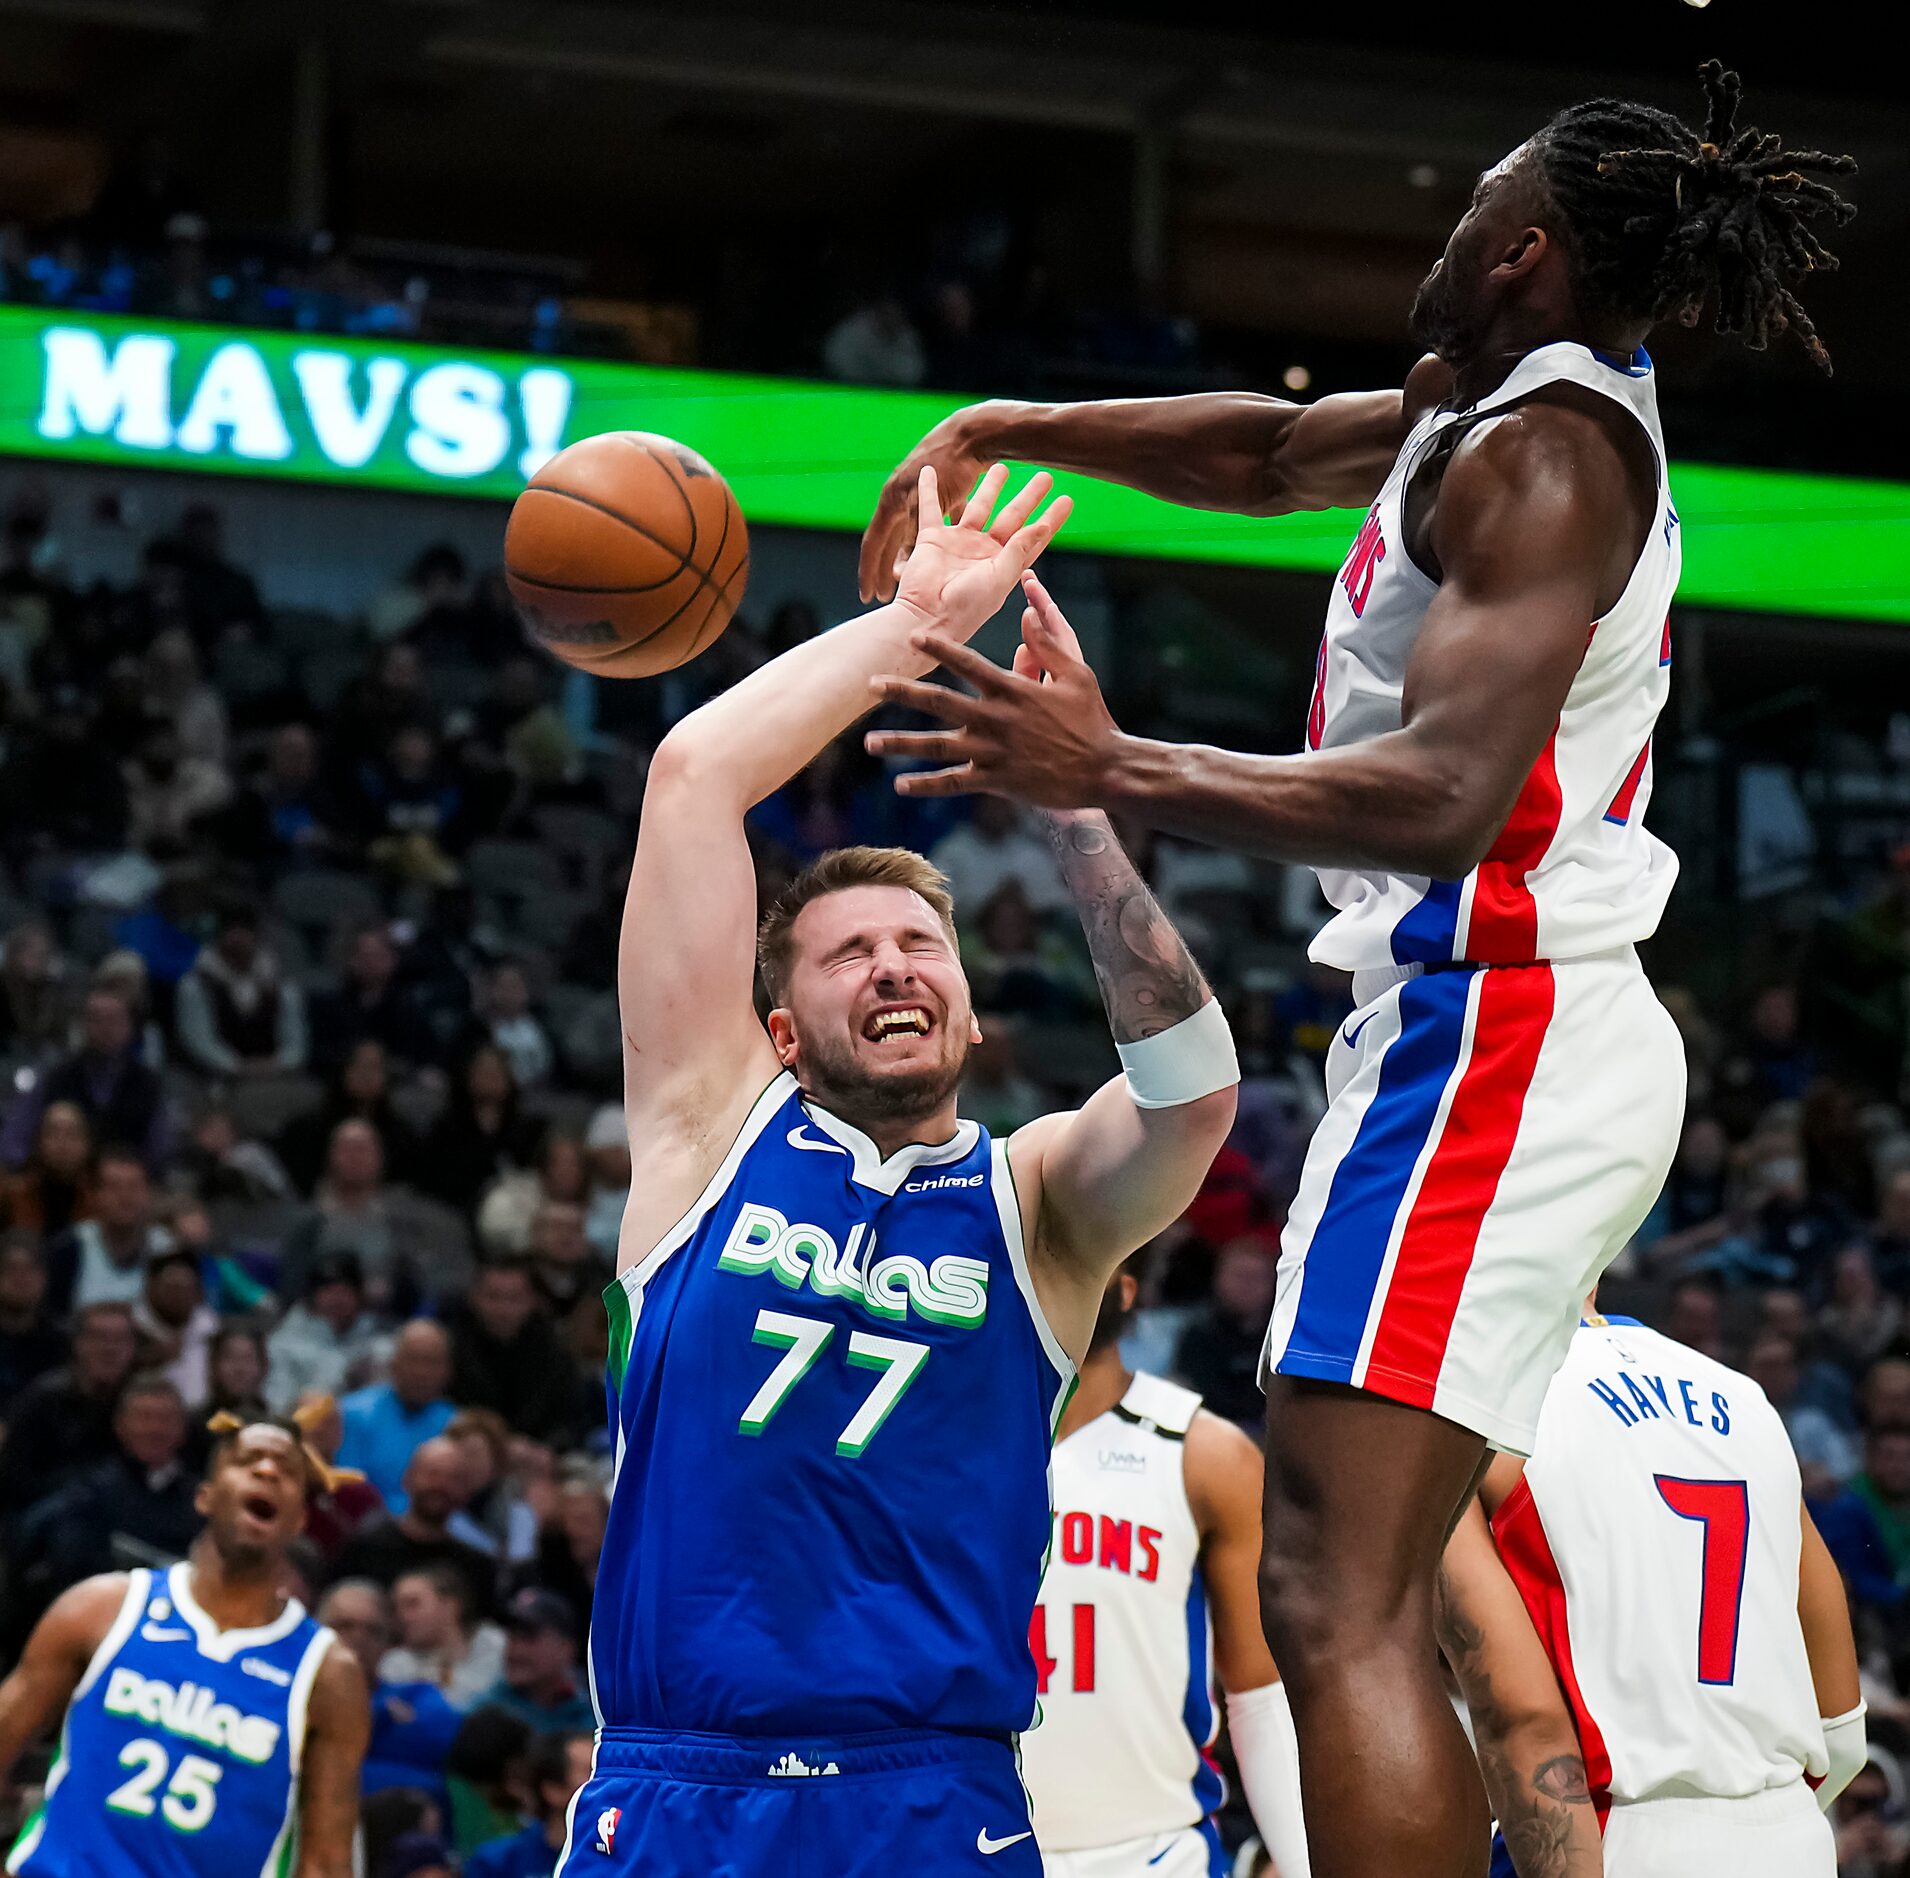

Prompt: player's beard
[
  {"left": 1408, "top": 251, "right": 1485, "bottom": 365},
  {"left": 796, "top": 1025, "right": 970, "bottom": 1131}
]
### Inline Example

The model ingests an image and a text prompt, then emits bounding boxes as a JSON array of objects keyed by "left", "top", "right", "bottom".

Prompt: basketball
[{"left": 504, "top": 431, "right": 749, "bottom": 678}]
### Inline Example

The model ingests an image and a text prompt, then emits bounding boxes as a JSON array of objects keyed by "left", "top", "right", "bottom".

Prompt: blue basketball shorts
[{"left": 556, "top": 1726, "right": 1042, "bottom": 1877}]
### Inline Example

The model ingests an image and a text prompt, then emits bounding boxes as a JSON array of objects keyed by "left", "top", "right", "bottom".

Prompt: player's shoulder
[
  {"left": 38, "top": 1571, "right": 140, "bottom": 1655},
  {"left": 1402, "top": 352, "right": 1456, "bottom": 423},
  {"left": 1571, "top": 1318, "right": 1775, "bottom": 1412},
  {"left": 1182, "top": 1400, "right": 1262, "bottom": 1534}
]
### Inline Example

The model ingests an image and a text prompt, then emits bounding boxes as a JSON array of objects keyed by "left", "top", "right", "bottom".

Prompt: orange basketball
[{"left": 504, "top": 431, "right": 749, "bottom": 678}]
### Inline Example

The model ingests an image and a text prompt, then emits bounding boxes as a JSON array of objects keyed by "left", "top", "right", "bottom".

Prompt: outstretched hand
[
  {"left": 867, "top": 571, "right": 1126, "bottom": 807},
  {"left": 890, "top": 463, "right": 1072, "bottom": 646}
]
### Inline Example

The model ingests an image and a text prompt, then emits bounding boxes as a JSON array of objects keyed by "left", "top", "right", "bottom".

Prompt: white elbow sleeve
[
  {"left": 1116, "top": 997, "right": 1240, "bottom": 1109},
  {"left": 1817, "top": 1701, "right": 1867, "bottom": 1811},
  {"left": 1225, "top": 1680, "right": 1310, "bottom": 1878}
]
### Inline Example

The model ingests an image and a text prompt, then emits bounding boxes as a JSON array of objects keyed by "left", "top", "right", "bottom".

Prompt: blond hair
[{"left": 756, "top": 846, "right": 959, "bottom": 1007}]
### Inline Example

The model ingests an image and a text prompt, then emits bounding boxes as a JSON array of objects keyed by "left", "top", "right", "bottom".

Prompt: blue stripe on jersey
[
  {"left": 1283, "top": 971, "right": 1471, "bottom": 1376},
  {"left": 1390, "top": 878, "right": 1464, "bottom": 965},
  {"left": 1488, "top": 1827, "right": 1517, "bottom": 1878},
  {"left": 1182, "top": 1571, "right": 1224, "bottom": 1819}
]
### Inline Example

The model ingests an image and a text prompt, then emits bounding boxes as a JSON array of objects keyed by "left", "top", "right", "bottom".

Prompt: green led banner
[{"left": 2, "top": 304, "right": 1906, "bottom": 621}]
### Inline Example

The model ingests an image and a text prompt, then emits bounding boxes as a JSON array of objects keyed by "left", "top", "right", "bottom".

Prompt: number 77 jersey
[{"left": 1491, "top": 1319, "right": 1829, "bottom": 1815}]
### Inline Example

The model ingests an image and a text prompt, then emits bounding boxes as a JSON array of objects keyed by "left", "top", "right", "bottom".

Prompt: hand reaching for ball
[{"left": 889, "top": 464, "right": 1072, "bottom": 646}]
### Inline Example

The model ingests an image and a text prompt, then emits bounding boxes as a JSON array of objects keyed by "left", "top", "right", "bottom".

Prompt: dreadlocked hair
[
  {"left": 207, "top": 1399, "right": 364, "bottom": 1500},
  {"left": 1534, "top": 61, "right": 1856, "bottom": 372}
]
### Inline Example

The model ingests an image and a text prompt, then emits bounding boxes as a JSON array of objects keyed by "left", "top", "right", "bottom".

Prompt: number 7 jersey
[
  {"left": 1492, "top": 1319, "right": 1828, "bottom": 1813},
  {"left": 593, "top": 1072, "right": 1075, "bottom": 1738}
]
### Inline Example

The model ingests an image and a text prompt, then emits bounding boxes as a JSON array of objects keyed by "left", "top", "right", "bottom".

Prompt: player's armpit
[
  {"left": 291, "top": 1643, "right": 370, "bottom": 1878},
  {"left": 1437, "top": 1502, "right": 1601, "bottom": 1878},
  {"left": 0, "top": 1575, "right": 130, "bottom": 1780}
]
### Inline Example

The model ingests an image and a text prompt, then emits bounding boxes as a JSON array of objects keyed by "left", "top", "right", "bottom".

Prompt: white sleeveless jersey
[
  {"left": 1020, "top": 1374, "right": 1223, "bottom": 1852},
  {"left": 1494, "top": 1320, "right": 1828, "bottom": 1811},
  {"left": 1306, "top": 341, "right": 1681, "bottom": 971}
]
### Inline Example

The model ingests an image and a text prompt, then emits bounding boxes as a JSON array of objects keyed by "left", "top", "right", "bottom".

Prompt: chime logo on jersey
[
  {"left": 716, "top": 1202, "right": 990, "bottom": 1328},
  {"left": 100, "top": 1666, "right": 282, "bottom": 1764}
]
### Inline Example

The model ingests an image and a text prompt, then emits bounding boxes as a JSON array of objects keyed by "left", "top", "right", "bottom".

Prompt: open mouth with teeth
[
  {"left": 239, "top": 1490, "right": 282, "bottom": 1525},
  {"left": 862, "top": 1005, "right": 933, "bottom": 1044}
]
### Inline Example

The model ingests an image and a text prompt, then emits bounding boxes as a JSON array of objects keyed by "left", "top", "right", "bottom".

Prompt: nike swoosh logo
[
  {"left": 1147, "top": 1849, "right": 1175, "bottom": 1868},
  {"left": 141, "top": 1626, "right": 191, "bottom": 1642},
  {"left": 1341, "top": 1010, "right": 1379, "bottom": 1050},
  {"left": 787, "top": 1125, "right": 848, "bottom": 1156},
  {"left": 976, "top": 1829, "right": 1032, "bottom": 1855}
]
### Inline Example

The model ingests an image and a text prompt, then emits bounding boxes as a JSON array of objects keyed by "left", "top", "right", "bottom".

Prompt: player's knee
[{"left": 1256, "top": 1523, "right": 1338, "bottom": 1669}]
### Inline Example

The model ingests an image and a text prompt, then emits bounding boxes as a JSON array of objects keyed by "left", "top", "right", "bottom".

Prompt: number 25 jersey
[
  {"left": 7, "top": 1564, "right": 334, "bottom": 1878},
  {"left": 593, "top": 1072, "right": 1075, "bottom": 1738},
  {"left": 1492, "top": 1319, "right": 1827, "bottom": 1812}
]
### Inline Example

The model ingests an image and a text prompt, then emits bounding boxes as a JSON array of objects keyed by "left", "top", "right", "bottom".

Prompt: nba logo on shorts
[{"left": 594, "top": 1807, "right": 621, "bottom": 1855}]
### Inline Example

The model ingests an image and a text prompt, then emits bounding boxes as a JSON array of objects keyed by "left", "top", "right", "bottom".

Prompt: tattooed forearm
[{"left": 1039, "top": 810, "right": 1209, "bottom": 1044}]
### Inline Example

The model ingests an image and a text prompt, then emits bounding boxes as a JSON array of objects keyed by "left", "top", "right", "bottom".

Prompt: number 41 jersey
[
  {"left": 1492, "top": 1319, "right": 1827, "bottom": 1812},
  {"left": 8, "top": 1564, "right": 335, "bottom": 1878},
  {"left": 594, "top": 1072, "right": 1076, "bottom": 1738}
]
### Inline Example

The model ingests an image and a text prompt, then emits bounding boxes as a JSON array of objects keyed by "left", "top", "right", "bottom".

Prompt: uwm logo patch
[{"left": 1338, "top": 507, "right": 1387, "bottom": 618}]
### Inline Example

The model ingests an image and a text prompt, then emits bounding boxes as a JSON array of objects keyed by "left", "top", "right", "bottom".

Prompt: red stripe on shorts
[
  {"left": 1492, "top": 1475, "right": 1614, "bottom": 1831},
  {"left": 1466, "top": 732, "right": 1563, "bottom": 963},
  {"left": 1362, "top": 964, "right": 1555, "bottom": 1406}
]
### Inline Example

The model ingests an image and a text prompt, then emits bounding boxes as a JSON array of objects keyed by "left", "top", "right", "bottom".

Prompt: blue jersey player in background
[
  {"left": 568, "top": 464, "right": 1240, "bottom": 1876},
  {"left": 0, "top": 1412, "right": 370, "bottom": 1878}
]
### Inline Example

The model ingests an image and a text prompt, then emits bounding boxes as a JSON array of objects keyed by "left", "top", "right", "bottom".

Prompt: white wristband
[
  {"left": 1226, "top": 1679, "right": 1310, "bottom": 1878},
  {"left": 1817, "top": 1701, "right": 1867, "bottom": 1811},
  {"left": 1116, "top": 997, "right": 1240, "bottom": 1110}
]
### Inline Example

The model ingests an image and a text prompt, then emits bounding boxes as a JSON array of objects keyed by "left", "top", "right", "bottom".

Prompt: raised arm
[
  {"left": 616, "top": 467, "right": 1070, "bottom": 1270},
  {"left": 1436, "top": 1498, "right": 1602, "bottom": 1878},
  {"left": 857, "top": 357, "right": 1455, "bottom": 601},
  {"left": 868, "top": 399, "right": 1642, "bottom": 883},
  {"left": 1006, "top": 783, "right": 1235, "bottom": 1355},
  {"left": 1185, "top": 1411, "right": 1310, "bottom": 1878},
  {"left": 1799, "top": 1503, "right": 1866, "bottom": 1811},
  {"left": 0, "top": 1576, "right": 127, "bottom": 1781},
  {"left": 291, "top": 1643, "right": 370, "bottom": 1878}
]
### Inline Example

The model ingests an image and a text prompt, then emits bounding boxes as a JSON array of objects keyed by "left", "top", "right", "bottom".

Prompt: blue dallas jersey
[
  {"left": 8, "top": 1565, "right": 335, "bottom": 1878},
  {"left": 593, "top": 1071, "right": 1075, "bottom": 1737}
]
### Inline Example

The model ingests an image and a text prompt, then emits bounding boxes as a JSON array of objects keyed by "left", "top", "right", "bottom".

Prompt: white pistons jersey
[
  {"left": 1021, "top": 1374, "right": 1222, "bottom": 1853},
  {"left": 1305, "top": 341, "right": 1681, "bottom": 973},
  {"left": 1493, "top": 1319, "right": 1827, "bottom": 1815}
]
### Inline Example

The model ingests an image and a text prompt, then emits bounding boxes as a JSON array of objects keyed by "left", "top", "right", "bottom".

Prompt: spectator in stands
[
  {"left": 475, "top": 657, "right": 575, "bottom": 789},
  {"left": 0, "top": 918, "right": 70, "bottom": 1058},
  {"left": 317, "top": 1578, "right": 461, "bottom": 1804},
  {"left": 420, "top": 1046, "right": 540, "bottom": 1219},
  {"left": 0, "top": 1300, "right": 139, "bottom": 1520},
  {"left": 132, "top": 1244, "right": 219, "bottom": 1403},
  {"left": 956, "top": 1016, "right": 1046, "bottom": 1137},
  {"left": 278, "top": 1118, "right": 441, "bottom": 1314},
  {"left": 445, "top": 1409, "right": 540, "bottom": 1565},
  {"left": 196, "top": 1321, "right": 269, "bottom": 1425},
  {"left": 4, "top": 984, "right": 167, "bottom": 1169},
  {"left": 466, "top": 963, "right": 554, "bottom": 1092},
  {"left": 1861, "top": 1359, "right": 1910, "bottom": 1435},
  {"left": 445, "top": 1257, "right": 587, "bottom": 1446},
  {"left": 516, "top": 1466, "right": 606, "bottom": 1641},
  {"left": 123, "top": 715, "right": 230, "bottom": 852},
  {"left": 279, "top": 1037, "right": 418, "bottom": 1191},
  {"left": 477, "top": 1134, "right": 588, "bottom": 1259},
  {"left": 522, "top": 1198, "right": 608, "bottom": 1321},
  {"left": 266, "top": 1249, "right": 383, "bottom": 1412},
  {"left": 177, "top": 1097, "right": 295, "bottom": 1205},
  {"left": 928, "top": 796, "right": 1065, "bottom": 919},
  {"left": 310, "top": 924, "right": 430, "bottom": 1073},
  {"left": 821, "top": 294, "right": 926, "bottom": 387},
  {"left": 1172, "top": 1233, "right": 1280, "bottom": 1429},
  {"left": 382, "top": 1562, "right": 508, "bottom": 1710},
  {"left": 1816, "top": 1425, "right": 1910, "bottom": 1611},
  {"left": 212, "top": 721, "right": 338, "bottom": 878},
  {"left": 294, "top": 1389, "right": 385, "bottom": 1557},
  {"left": 483, "top": 1589, "right": 594, "bottom": 1733},
  {"left": 12, "top": 1371, "right": 198, "bottom": 1598},
  {"left": 356, "top": 725, "right": 470, "bottom": 889},
  {"left": 1745, "top": 1332, "right": 1857, "bottom": 1494},
  {"left": 174, "top": 904, "right": 308, "bottom": 1077},
  {"left": 463, "top": 1730, "right": 594, "bottom": 1878},
  {"left": 143, "top": 625, "right": 228, "bottom": 767},
  {"left": 40, "top": 1144, "right": 170, "bottom": 1313},
  {"left": 581, "top": 1106, "right": 629, "bottom": 1260},
  {"left": 1739, "top": 984, "right": 1822, "bottom": 1106},
  {"left": 167, "top": 503, "right": 263, "bottom": 644},
  {"left": 331, "top": 1433, "right": 495, "bottom": 1615},
  {"left": 1661, "top": 1275, "right": 1729, "bottom": 1360},
  {"left": 369, "top": 545, "right": 469, "bottom": 646},
  {"left": 961, "top": 879, "right": 1095, "bottom": 1020},
  {"left": 442, "top": 1706, "right": 533, "bottom": 1861},
  {"left": 0, "top": 1099, "right": 94, "bottom": 1235},
  {"left": 0, "top": 1233, "right": 65, "bottom": 1411},
  {"left": 1638, "top": 1113, "right": 1733, "bottom": 1250},
  {"left": 1871, "top": 1169, "right": 1910, "bottom": 1292},
  {"left": 0, "top": 683, "right": 129, "bottom": 859},
  {"left": 337, "top": 1321, "right": 457, "bottom": 1510}
]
